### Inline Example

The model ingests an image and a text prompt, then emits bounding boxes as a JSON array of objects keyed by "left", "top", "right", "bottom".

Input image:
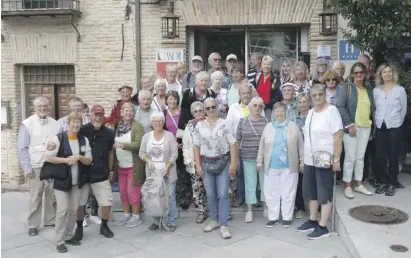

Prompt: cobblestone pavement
[{"left": 1, "top": 191, "right": 351, "bottom": 258}]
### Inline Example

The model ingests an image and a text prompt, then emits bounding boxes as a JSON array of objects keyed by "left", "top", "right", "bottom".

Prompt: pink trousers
[{"left": 118, "top": 167, "right": 142, "bottom": 205}]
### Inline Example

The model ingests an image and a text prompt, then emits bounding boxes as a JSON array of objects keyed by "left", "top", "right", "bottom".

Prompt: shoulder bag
[
  {"left": 309, "top": 111, "right": 332, "bottom": 169},
  {"left": 40, "top": 134, "right": 70, "bottom": 181}
]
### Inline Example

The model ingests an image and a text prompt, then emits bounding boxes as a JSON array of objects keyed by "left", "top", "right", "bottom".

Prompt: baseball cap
[
  {"left": 226, "top": 54, "right": 238, "bottom": 61},
  {"left": 117, "top": 85, "right": 133, "bottom": 92},
  {"left": 191, "top": 55, "right": 203, "bottom": 62},
  {"left": 90, "top": 104, "right": 105, "bottom": 114},
  {"left": 280, "top": 82, "right": 298, "bottom": 91}
]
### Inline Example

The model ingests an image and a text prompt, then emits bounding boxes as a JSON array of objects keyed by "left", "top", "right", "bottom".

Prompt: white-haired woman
[
  {"left": 139, "top": 111, "right": 179, "bottom": 233},
  {"left": 134, "top": 90, "right": 155, "bottom": 133},
  {"left": 210, "top": 70, "right": 228, "bottom": 118},
  {"left": 193, "top": 97, "right": 238, "bottom": 239},
  {"left": 183, "top": 101, "right": 208, "bottom": 223},
  {"left": 165, "top": 64, "right": 182, "bottom": 95},
  {"left": 177, "top": 63, "right": 188, "bottom": 85},
  {"left": 236, "top": 97, "right": 268, "bottom": 223},
  {"left": 257, "top": 103, "right": 304, "bottom": 229},
  {"left": 312, "top": 58, "right": 330, "bottom": 84},
  {"left": 281, "top": 59, "right": 293, "bottom": 84},
  {"left": 332, "top": 61, "right": 346, "bottom": 81},
  {"left": 151, "top": 78, "right": 167, "bottom": 112},
  {"left": 291, "top": 61, "right": 311, "bottom": 96},
  {"left": 374, "top": 63, "right": 407, "bottom": 196},
  {"left": 181, "top": 71, "right": 216, "bottom": 118}
]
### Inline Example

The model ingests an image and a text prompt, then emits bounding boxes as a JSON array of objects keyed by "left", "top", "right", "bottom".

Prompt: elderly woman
[
  {"left": 297, "top": 84, "right": 343, "bottom": 240},
  {"left": 321, "top": 70, "right": 343, "bottom": 106},
  {"left": 207, "top": 52, "right": 227, "bottom": 87},
  {"left": 151, "top": 78, "right": 167, "bottom": 112},
  {"left": 332, "top": 62, "right": 346, "bottom": 81},
  {"left": 139, "top": 111, "right": 179, "bottom": 232},
  {"left": 181, "top": 71, "right": 216, "bottom": 116},
  {"left": 182, "top": 101, "right": 208, "bottom": 223},
  {"left": 373, "top": 63, "right": 407, "bottom": 196},
  {"left": 134, "top": 90, "right": 155, "bottom": 133},
  {"left": 337, "top": 62, "right": 374, "bottom": 199},
  {"left": 281, "top": 59, "right": 293, "bottom": 84},
  {"left": 165, "top": 64, "right": 182, "bottom": 95},
  {"left": 177, "top": 63, "right": 188, "bottom": 84},
  {"left": 257, "top": 103, "right": 303, "bottom": 228},
  {"left": 106, "top": 85, "right": 138, "bottom": 128},
  {"left": 193, "top": 97, "right": 238, "bottom": 239},
  {"left": 113, "top": 103, "right": 145, "bottom": 228},
  {"left": 236, "top": 97, "right": 268, "bottom": 223},
  {"left": 45, "top": 112, "right": 92, "bottom": 253},
  {"left": 210, "top": 70, "right": 228, "bottom": 118},
  {"left": 312, "top": 58, "right": 330, "bottom": 84},
  {"left": 292, "top": 61, "right": 312, "bottom": 96},
  {"left": 227, "top": 63, "right": 253, "bottom": 107}
]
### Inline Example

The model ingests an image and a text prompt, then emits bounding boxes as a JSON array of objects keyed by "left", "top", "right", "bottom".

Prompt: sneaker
[
  {"left": 231, "top": 200, "right": 244, "bottom": 208},
  {"left": 82, "top": 218, "right": 88, "bottom": 227},
  {"left": 297, "top": 220, "right": 318, "bottom": 233},
  {"left": 375, "top": 184, "right": 389, "bottom": 194},
  {"left": 56, "top": 244, "right": 67, "bottom": 253},
  {"left": 385, "top": 185, "right": 396, "bottom": 196},
  {"left": 126, "top": 216, "right": 142, "bottom": 228},
  {"left": 72, "top": 226, "right": 83, "bottom": 241},
  {"left": 64, "top": 238, "right": 81, "bottom": 246},
  {"left": 204, "top": 220, "right": 220, "bottom": 233},
  {"left": 283, "top": 220, "right": 292, "bottom": 228},
  {"left": 245, "top": 211, "right": 253, "bottom": 223},
  {"left": 306, "top": 226, "right": 330, "bottom": 240},
  {"left": 265, "top": 220, "right": 279, "bottom": 228},
  {"left": 28, "top": 228, "right": 38, "bottom": 236},
  {"left": 253, "top": 202, "right": 262, "bottom": 208},
  {"left": 369, "top": 179, "right": 382, "bottom": 189},
  {"left": 344, "top": 187, "right": 354, "bottom": 199},
  {"left": 263, "top": 207, "right": 268, "bottom": 218},
  {"left": 295, "top": 210, "right": 305, "bottom": 219},
  {"left": 165, "top": 224, "right": 176, "bottom": 233},
  {"left": 90, "top": 215, "right": 102, "bottom": 225},
  {"left": 147, "top": 223, "right": 159, "bottom": 232},
  {"left": 220, "top": 226, "right": 231, "bottom": 239},
  {"left": 354, "top": 184, "right": 373, "bottom": 196},
  {"left": 114, "top": 214, "right": 131, "bottom": 226},
  {"left": 100, "top": 224, "right": 114, "bottom": 238}
]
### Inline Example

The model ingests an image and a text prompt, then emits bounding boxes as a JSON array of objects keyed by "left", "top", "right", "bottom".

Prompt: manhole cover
[
  {"left": 349, "top": 205, "right": 408, "bottom": 225},
  {"left": 390, "top": 245, "right": 409, "bottom": 252}
]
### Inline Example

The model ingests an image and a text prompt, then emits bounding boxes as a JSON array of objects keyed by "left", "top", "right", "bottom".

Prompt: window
[{"left": 24, "top": 0, "right": 58, "bottom": 9}]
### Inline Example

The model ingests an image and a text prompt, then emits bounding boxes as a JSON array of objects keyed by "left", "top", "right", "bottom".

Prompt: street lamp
[
  {"left": 161, "top": 2, "right": 181, "bottom": 39},
  {"left": 319, "top": 12, "right": 338, "bottom": 36}
]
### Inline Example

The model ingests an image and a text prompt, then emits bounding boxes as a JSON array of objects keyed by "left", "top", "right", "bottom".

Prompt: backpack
[
  {"left": 189, "top": 87, "right": 213, "bottom": 99},
  {"left": 141, "top": 174, "right": 170, "bottom": 218}
]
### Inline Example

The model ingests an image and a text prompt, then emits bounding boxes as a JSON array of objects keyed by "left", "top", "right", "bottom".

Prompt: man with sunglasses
[{"left": 74, "top": 105, "right": 116, "bottom": 240}]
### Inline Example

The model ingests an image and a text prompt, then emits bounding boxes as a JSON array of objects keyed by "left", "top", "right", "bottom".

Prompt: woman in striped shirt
[{"left": 236, "top": 97, "right": 268, "bottom": 223}]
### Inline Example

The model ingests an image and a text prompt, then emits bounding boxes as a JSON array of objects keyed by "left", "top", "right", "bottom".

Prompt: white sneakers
[
  {"left": 345, "top": 185, "right": 373, "bottom": 199},
  {"left": 114, "top": 214, "right": 131, "bottom": 226},
  {"left": 203, "top": 220, "right": 220, "bottom": 233},
  {"left": 126, "top": 216, "right": 142, "bottom": 228},
  {"left": 220, "top": 226, "right": 232, "bottom": 239},
  {"left": 344, "top": 187, "right": 354, "bottom": 199},
  {"left": 245, "top": 211, "right": 253, "bottom": 223}
]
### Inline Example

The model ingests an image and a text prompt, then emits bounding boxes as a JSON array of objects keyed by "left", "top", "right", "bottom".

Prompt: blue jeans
[
  {"left": 153, "top": 177, "right": 177, "bottom": 226},
  {"left": 235, "top": 154, "right": 245, "bottom": 202},
  {"left": 203, "top": 160, "right": 231, "bottom": 226}
]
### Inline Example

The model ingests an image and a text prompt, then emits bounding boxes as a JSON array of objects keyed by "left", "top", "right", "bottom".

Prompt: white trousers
[
  {"left": 343, "top": 126, "right": 371, "bottom": 183},
  {"left": 264, "top": 168, "right": 298, "bottom": 221}
]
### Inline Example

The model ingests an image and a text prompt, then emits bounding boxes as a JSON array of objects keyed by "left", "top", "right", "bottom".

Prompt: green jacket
[{"left": 113, "top": 121, "right": 146, "bottom": 185}]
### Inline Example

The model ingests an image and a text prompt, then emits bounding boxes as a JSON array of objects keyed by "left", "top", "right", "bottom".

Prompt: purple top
[{"left": 165, "top": 112, "right": 180, "bottom": 137}]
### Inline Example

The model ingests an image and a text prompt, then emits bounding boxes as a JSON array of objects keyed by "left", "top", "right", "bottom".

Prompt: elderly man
[
  {"left": 58, "top": 97, "right": 90, "bottom": 133},
  {"left": 182, "top": 55, "right": 204, "bottom": 90},
  {"left": 207, "top": 52, "right": 229, "bottom": 89},
  {"left": 18, "top": 96, "right": 59, "bottom": 236},
  {"left": 134, "top": 89, "right": 155, "bottom": 133},
  {"left": 247, "top": 53, "right": 264, "bottom": 87},
  {"left": 73, "top": 105, "right": 116, "bottom": 240},
  {"left": 165, "top": 64, "right": 182, "bottom": 93},
  {"left": 280, "top": 82, "right": 299, "bottom": 122},
  {"left": 225, "top": 54, "right": 238, "bottom": 85},
  {"left": 131, "top": 76, "right": 155, "bottom": 104},
  {"left": 359, "top": 54, "right": 375, "bottom": 87}
]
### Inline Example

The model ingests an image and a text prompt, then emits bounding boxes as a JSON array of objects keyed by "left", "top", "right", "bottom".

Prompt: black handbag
[{"left": 40, "top": 134, "right": 70, "bottom": 181}]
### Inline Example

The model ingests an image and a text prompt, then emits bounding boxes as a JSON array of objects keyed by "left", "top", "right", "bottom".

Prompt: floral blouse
[{"left": 192, "top": 118, "right": 236, "bottom": 158}]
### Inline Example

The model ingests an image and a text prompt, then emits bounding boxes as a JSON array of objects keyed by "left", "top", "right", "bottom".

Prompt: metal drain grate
[{"left": 349, "top": 205, "right": 409, "bottom": 225}]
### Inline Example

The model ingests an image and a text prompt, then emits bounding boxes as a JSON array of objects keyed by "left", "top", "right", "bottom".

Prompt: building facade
[{"left": 1, "top": 0, "right": 339, "bottom": 185}]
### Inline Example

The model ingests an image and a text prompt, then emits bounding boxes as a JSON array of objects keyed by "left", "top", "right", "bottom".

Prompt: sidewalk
[{"left": 1, "top": 191, "right": 350, "bottom": 258}]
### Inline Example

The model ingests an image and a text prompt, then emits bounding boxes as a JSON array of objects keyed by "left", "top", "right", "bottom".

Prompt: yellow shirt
[
  {"left": 240, "top": 104, "right": 250, "bottom": 117},
  {"left": 355, "top": 87, "right": 372, "bottom": 127}
]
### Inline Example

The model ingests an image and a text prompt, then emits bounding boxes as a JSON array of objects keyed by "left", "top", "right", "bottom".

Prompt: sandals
[{"left": 196, "top": 213, "right": 207, "bottom": 224}]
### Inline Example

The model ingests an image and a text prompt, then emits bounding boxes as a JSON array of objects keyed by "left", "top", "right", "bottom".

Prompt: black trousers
[
  {"left": 295, "top": 173, "right": 305, "bottom": 211},
  {"left": 375, "top": 123, "right": 402, "bottom": 186},
  {"left": 363, "top": 139, "right": 379, "bottom": 182}
]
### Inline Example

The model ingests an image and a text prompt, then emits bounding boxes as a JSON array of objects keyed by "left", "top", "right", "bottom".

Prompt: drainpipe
[{"left": 135, "top": 1, "right": 141, "bottom": 90}]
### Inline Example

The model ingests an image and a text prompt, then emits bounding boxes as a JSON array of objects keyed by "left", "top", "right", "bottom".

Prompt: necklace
[{"left": 357, "top": 86, "right": 366, "bottom": 103}]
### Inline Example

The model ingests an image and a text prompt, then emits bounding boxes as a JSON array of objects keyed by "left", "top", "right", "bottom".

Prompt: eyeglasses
[
  {"left": 311, "top": 93, "right": 324, "bottom": 98},
  {"left": 326, "top": 78, "right": 337, "bottom": 82},
  {"left": 152, "top": 120, "right": 163, "bottom": 124},
  {"left": 253, "top": 104, "right": 264, "bottom": 109},
  {"left": 205, "top": 106, "right": 217, "bottom": 111},
  {"left": 193, "top": 109, "right": 204, "bottom": 114}
]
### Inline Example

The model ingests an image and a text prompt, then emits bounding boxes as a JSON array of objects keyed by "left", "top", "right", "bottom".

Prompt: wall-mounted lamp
[
  {"left": 1, "top": 100, "right": 11, "bottom": 130},
  {"left": 161, "top": 2, "right": 181, "bottom": 39}
]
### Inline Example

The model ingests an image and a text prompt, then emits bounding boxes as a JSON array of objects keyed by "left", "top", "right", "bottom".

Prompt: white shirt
[
  {"left": 147, "top": 132, "right": 165, "bottom": 170},
  {"left": 303, "top": 105, "right": 342, "bottom": 166},
  {"left": 115, "top": 131, "right": 133, "bottom": 168}
]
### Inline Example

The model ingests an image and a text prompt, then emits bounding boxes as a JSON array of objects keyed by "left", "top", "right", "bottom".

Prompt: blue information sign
[{"left": 339, "top": 40, "right": 360, "bottom": 60}]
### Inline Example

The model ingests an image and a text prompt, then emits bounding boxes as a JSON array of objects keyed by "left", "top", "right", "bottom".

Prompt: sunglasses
[
  {"left": 253, "top": 104, "right": 264, "bottom": 109},
  {"left": 326, "top": 78, "right": 337, "bottom": 82},
  {"left": 311, "top": 93, "right": 324, "bottom": 98},
  {"left": 205, "top": 106, "right": 217, "bottom": 111},
  {"left": 193, "top": 109, "right": 204, "bottom": 114}
]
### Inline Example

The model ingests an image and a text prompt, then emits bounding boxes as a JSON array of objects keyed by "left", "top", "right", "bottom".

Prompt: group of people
[{"left": 18, "top": 51, "right": 408, "bottom": 253}]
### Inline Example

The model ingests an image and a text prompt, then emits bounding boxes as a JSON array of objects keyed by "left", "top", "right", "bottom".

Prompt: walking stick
[{"left": 331, "top": 172, "right": 337, "bottom": 233}]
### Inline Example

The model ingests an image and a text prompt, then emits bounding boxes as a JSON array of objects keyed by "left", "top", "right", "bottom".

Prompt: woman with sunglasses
[
  {"left": 321, "top": 70, "right": 342, "bottom": 106},
  {"left": 182, "top": 101, "right": 208, "bottom": 224},
  {"left": 312, "top": 58, "right": 330, "bottom": 84},
  {"left": 337, "top": 62, "right": 374, "bottom": 199},
  {"left": 193, "top": 98, "right": 238, "bottom": 239},
  {"left": 236, "top": 97, "right": 268, "bottom": 223}
]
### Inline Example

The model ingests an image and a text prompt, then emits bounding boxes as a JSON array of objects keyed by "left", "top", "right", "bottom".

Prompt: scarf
[
  {"left": 116, "top": 120, "right": 132, "bottom": 137},
  {"left": 272, "top": 120, "right": 289, "bottom": 165}
]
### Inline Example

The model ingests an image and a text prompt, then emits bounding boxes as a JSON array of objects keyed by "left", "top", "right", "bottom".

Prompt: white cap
[
  {"left": 280, "top": 82, "right": 298, "bottom": 91},
  {"left": 226, "top": 54, "right": 237, "bottom": 61},
  {"left": 191, "top": 55, "right": 203, "bottom": 62}
]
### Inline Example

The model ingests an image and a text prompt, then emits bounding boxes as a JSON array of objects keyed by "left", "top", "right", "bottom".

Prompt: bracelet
[{"left": 345, "top": 123, "right": 355, "bottom": 129}]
